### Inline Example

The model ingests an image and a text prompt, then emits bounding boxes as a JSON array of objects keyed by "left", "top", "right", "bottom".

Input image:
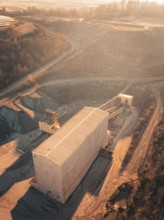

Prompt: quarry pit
[
  {"left": 0, "top": 13, "right": 163, "bottom": 220},
  {"left": 0, "top": 77, "right": 160, "bottom": 220}
]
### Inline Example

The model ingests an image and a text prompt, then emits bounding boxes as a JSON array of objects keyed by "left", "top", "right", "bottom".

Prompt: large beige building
[{"left": 31, "top": 107, "right": 109, "bottom": 204}]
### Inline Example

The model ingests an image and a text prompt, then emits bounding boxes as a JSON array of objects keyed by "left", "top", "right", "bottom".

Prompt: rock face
[{"left": 0, "top": 106, "right": 38, "bottom": 133}]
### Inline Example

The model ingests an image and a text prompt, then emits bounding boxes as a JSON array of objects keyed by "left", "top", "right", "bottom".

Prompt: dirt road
[
  {"left": 0, "top": 21, "right": 106, "bottom": 100},
  {"left": 126, "top": 82, "right": 164, "bottom": 174}
]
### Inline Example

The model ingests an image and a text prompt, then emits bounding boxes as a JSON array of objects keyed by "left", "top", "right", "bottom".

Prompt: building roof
[
  {"left": 118, "top": 94, "right": 133, "bottom": 99},
  {"left": 33, "top": 106, "right": 108, "bottom": 165}
]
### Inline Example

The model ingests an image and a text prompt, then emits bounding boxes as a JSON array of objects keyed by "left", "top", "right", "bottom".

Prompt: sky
[
  {"left": 15, "top": 0, "right": 164, "bottom": 3},
  {"left": 73, "top": 0, "right": 164, "bottom": 3},
  {"left": 96, "top": 0, "right": 164, "bottom": 3}
]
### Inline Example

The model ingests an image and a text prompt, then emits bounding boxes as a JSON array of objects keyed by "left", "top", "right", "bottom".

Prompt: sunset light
[{"left": 0, "top": 0, "right": 163, "bottom": 220}]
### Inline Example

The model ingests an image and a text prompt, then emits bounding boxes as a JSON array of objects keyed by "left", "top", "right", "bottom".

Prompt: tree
[{"left": 1, "top": 7, "right": 6, "bottom": 15}]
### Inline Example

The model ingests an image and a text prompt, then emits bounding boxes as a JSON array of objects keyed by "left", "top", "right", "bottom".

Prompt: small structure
[
  {"left": 118, "top": 94, "right": 133, "bottom": 107},
  {"left": 39, "top": 109, "right": 60, "bottom": 134},
  {"left": 0, "top": 15, "right": 16, "bottom": 27},
  {"left": 31, "top": 107, "right": 109, "bottom": 204}
]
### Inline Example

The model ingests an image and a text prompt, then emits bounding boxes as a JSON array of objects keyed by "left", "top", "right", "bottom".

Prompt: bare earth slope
[
  {"left": 41, "top": 24, "right": 164, "bottom": 83},
  {"left": 0, "top": 16, "right": 69, "bottom": 90}
]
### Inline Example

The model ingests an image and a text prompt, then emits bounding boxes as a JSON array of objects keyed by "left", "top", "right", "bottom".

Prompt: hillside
[{"left": 0, "top": 16, "right": 69, "bottom": 90}]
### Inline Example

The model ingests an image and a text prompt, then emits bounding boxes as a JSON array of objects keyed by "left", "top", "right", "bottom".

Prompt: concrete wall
[{"left": 32, "top": 154, "right": 63, "bottom": 201}]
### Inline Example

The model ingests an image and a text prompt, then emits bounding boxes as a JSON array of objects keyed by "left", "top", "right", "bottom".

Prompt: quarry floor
[{"left": 0, "top": 18, "right": 164, "bottom": 220}]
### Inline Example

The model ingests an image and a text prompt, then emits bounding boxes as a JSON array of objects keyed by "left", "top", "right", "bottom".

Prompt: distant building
[
  {"left": 118, "top": 94, "right": 133, "bottom": 107},
  {"left": 31, "top": 107, "right": 109, "bottom": 204}
]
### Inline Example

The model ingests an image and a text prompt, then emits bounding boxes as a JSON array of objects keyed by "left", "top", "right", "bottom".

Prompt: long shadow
[
  {"left": 0, "top": 152, "right": 35, "bottom": 197},
  {"left": 11, "top": 154, "right": 112, "bottom": 220},
  {"left": 11, "top": 187, "right": 62, "bottom": 220},
  {"left": 0, "top": 105, "right": 41, "bottom": 135}
]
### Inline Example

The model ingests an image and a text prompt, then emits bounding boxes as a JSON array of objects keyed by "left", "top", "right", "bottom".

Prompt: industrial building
[
  {"left": 39, "top": 109, "right": 60, "bottom": 134},
  {"left": 31, "top": 106, "right": 109, "bottom": 204},
  {"left": 118, "top": 94, "right": 133, "bottom": 107}
]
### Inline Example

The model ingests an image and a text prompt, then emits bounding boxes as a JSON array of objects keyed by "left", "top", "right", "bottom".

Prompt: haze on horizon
[
  {"left": 15, "top": 0, "right": 164, "bottom": 4},
  {"left": 2, "top": 0, "right": 164, "bottom": 7}
]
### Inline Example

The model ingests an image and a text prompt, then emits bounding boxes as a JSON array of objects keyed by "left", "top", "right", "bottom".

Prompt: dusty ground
[
  {"left": 0, "top": 18, "right": 164, "bottom": 220},
  {"left": 103, "top": 112, "right": 164, "bottom": 220},
  {"left": 40, "top": 20, "right": 164, "bottom": 84},
  {"left": 0, "top": 82, "right": 157, "bottom": 220}
]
